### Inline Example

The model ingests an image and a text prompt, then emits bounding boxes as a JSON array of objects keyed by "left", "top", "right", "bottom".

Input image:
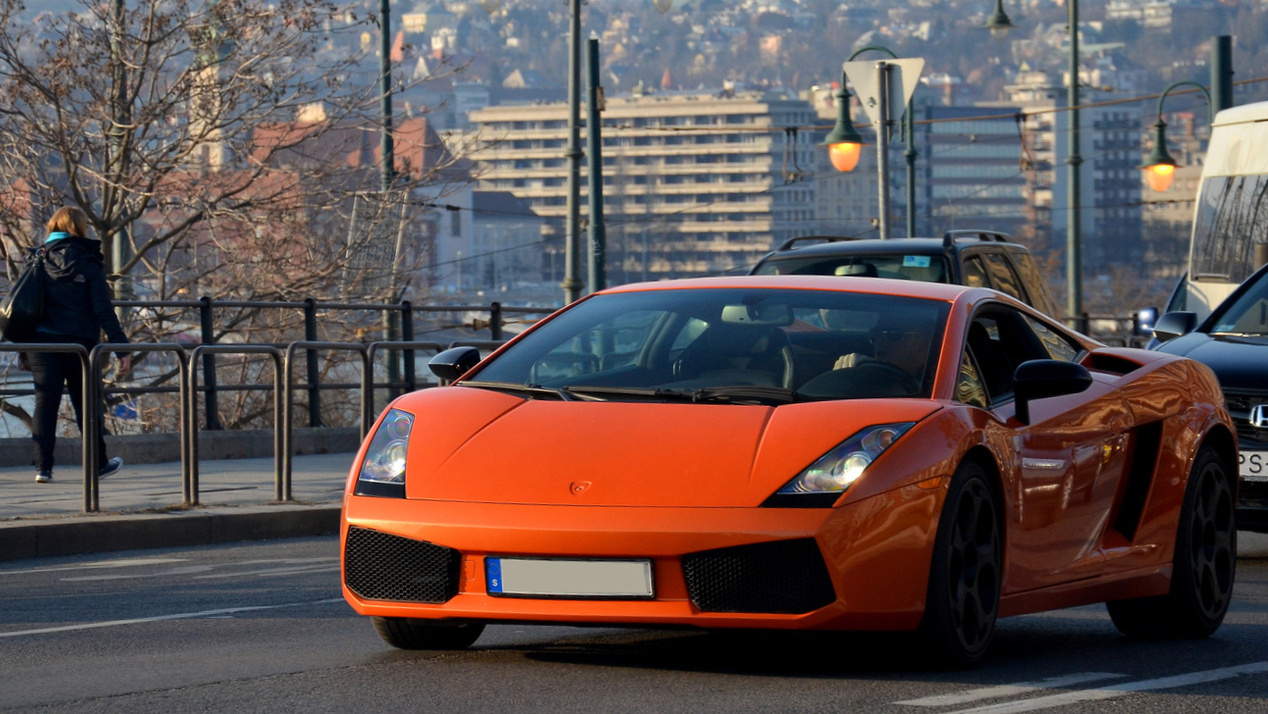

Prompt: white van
[{"left": 1164, "top": 100, "right": 1268, "bottom": 319}]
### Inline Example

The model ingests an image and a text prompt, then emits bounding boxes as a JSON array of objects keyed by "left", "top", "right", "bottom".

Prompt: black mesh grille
[
  {"left": 344, "top": 526, "right": 461, "bottom": 603},
  {"left": 682, "top": 538, "right": 836, "bottom": 614}
]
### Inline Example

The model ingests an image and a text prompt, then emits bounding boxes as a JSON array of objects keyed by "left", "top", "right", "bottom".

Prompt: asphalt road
[{"left": 2, "top": 537, "right": 1267, "bottom": 713}]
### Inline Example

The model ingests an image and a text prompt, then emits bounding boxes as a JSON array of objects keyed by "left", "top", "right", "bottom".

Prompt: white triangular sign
[
  {"left": 842, "top": 60, "right": 887, "bottom": 129},
  {"left": 842, "top": 57, "right": 925, "bottom": 128}
]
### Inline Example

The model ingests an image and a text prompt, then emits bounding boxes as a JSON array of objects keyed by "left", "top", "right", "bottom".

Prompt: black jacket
[{"left": 36, "top": 235, "right": 129, "bottom": 346}]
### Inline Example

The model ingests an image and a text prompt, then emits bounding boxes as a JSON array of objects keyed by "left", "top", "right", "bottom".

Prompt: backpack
[{"left": 0, "top": 247, "right": 47, "bottom": 342}]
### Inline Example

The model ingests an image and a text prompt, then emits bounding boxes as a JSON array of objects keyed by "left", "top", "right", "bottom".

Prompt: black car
[
  {"left": 749, "top": 231, "right": 1061, "bottom": 318},
  {"left": 1153, "top": 260, "right": 1268, "bottom": 531}
]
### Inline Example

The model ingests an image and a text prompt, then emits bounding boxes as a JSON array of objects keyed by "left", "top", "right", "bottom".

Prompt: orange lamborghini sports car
[{"left": 341, "top": 276, "right": 1237, "bottom": 666}]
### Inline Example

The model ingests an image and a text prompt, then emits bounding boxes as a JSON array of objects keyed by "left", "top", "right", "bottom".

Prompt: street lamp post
[
  {"left": 558, "top": 0, "right": 673, "bottom": 303},
  {"left": 1142, "top": 81, "right": 1212, "bottom": 193},
  {"left": 986, "top": 0, "right": 1083, "bottom": 327},
  {"left": 821, "top": 45, "right": 920, "bottom": 239}
]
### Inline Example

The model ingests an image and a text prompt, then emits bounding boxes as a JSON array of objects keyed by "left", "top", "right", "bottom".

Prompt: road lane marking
[
  {"left": 942, "top": 661, "right": 1268, "bottom": 713},
  {"left": 0, "top": 597, "right": 346, "bottom": 638},
  {"left": 193, "top": 563, "right": 341, "bottom": 579},
  {"left": 0, "top": 558, "right": 188, "bottom": 575},
  {"left": 897, "top": 673, "right": 1126, "bottom": 707},
  {"left": 57, "top": 558, "right": 339, "bottom": 581}
]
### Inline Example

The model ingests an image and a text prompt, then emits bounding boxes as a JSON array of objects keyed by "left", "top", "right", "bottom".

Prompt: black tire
[
  {"left": 920, "top": 461, "right": 1002, "bottom": 668},
  {"left": 371, "top": 617, "right": 486, "bottom": 650},
  {"left": 1106, "top": 446, "right": 1236, "bottom": 639}
]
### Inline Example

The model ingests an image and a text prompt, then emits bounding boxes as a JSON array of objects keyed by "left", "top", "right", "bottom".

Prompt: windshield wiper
[
  {"left": 562, "top": 384, "right": 798, "bottom": 405},
  {"left": 459, "top": 380, "right": 588, "bottom": 401},
  {"left": 688, "top": 385, "right": 800, "bottom": 405},
  {"left": 558, "top": 385, "right": 695, "bottom": 402},
  {"left": 466, "top": 382, "right": 799, "bottom": 405}
]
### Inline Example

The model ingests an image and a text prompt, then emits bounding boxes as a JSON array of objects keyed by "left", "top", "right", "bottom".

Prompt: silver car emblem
[{"left": 1250, "top": 404, "right": 1268, "bottom": 429}]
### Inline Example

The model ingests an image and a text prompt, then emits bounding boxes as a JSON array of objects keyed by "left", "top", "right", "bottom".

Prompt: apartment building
[
  {"left": 1000, "top": 69, "right": 1144, "bottom": 270},
  {"left": 466, "top": 88, "right": 820, "bottom": 282},
  {"left": 904, "top": 104, "right": 1028, "bottom": 239}
]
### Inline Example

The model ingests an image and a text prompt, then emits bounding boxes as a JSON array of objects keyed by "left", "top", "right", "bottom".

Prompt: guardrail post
[
  {"left": 198, "top": 296, "right": 221, "bottom": 430},
  {"left": 303, "top": 298, "right": 321, "bottom": 427},
  {"left": 400, "top": 300, "right": 415, "bottom": 392},
  {"left": 490, "top": 301, "right": 503, "bottom": 341}
]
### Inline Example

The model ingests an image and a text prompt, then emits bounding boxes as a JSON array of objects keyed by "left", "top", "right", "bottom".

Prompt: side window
[
  {"left": 962, "top": 256, "right": 989, "bottom": 288},
  {"left": 966, "top": 307, "right": 1050, "bottom": 404},
  {"left": 1022, "top": 314, "right": 1081, "bottom": 362},
  {"left": 981, "top": 252, "right": 1027, "bottom": 303},
  {"left": 955, "top": 349, "right": 989, "bottom": 408},
  {"left": 966, "top": 315, "right": 1013, "bottom": 402},
  {"left": 1011, "top": 253, "right": 1057, "bottom": 316}
]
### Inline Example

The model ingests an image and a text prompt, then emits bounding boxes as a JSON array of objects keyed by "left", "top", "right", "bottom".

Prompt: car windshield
[
  {"left": 1210, "top": 269, "right": 1268, "bottom": 336},
  {"left": 753, "top": 254, "right": 950, "bottom": 283},
  {"left": 468, "top": 288, "right": 950, "bottom": 402}
]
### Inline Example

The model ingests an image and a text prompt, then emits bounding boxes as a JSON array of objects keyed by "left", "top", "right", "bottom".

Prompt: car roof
[
  {"left": 766, "top": 237, "right": 948, "bottom": 258},
  {"left": 757, "top": 232, "right": 1020, "bottom": 261},
  {"left": 598, "top": 274, "right": 980, "bottom": 303}
]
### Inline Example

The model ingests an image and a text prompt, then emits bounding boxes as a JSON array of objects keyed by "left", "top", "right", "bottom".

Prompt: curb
[{"left": 0, "top": 506, "right": 342, "bottom": 562}]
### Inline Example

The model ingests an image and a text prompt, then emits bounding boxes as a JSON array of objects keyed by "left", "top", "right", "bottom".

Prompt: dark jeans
[{"left": 27, "top": 337, "right": 108, "bottom": 473}]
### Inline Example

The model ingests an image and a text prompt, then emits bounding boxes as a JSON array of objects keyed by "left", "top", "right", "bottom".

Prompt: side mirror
[
  {"left": 1134, "top": 306, "right": 1159, "bottom": 336},
  {"left": 428, "top": 346, "right": 481, "bottom": 383},
  {"left": 1013, "top": 359, "right": 1093, "bottom": 425},
  {"left": 1152, "top": 311, "right": 1198, "bottom": 343}
]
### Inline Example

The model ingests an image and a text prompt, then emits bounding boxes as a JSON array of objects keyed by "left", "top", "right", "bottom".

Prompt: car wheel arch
[
  {"left": 1196, "top": 424, "right": 1237, "bottom": 488},
  {"left": 960, "top": 445, "right": 1007, "bottom": 530}
]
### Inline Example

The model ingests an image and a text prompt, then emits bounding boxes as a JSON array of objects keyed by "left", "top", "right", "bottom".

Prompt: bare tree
[{"left": 0, "top": 0, "right": 471, "bottom": 433}]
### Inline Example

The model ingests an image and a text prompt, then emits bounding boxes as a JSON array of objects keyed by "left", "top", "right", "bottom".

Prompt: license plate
[
  {"left": 1239, "top": 451, "right": 1268, "bottom": 481},
  {"left": 485, "top": 557, "right": 654, "bottom": 599}
]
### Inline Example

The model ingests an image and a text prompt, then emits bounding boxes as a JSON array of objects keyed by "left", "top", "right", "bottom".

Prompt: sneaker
[
  {"left": 35, "top": 471, "right": 52, "bottom": 484},
  {"left": 99, "top": 457, "right": 124, "bottom": 479}
]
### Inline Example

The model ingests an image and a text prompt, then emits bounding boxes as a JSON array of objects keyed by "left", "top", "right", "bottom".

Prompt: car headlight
[
  {"left": 763, "top": 423, "right": 914, "bottom": 507},
  {"left": 354, "top": 409, "right": 414, "bottom": 498}
]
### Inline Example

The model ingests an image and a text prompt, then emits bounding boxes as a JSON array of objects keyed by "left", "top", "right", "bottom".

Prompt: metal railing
[
  {"left": 111, "top": 297, "right": 555, "bottom": 430},
  {"left": 2, "top": 337, "right": 509, "bottom": 513}
]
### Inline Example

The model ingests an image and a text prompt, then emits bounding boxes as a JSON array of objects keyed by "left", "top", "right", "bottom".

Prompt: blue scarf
[{"left": 45, "top": 231, "right": 72, "bottom": 243}]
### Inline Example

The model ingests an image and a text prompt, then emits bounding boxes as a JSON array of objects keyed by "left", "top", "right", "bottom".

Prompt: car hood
[
  {"left": 393, "top": 386, "right": 941, "bottom": 507},
  {"left": 1155, "top": 332, "right": 1268, "bottom": 392}
]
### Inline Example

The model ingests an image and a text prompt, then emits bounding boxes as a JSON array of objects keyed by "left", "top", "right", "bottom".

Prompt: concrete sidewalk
[
  {"left": 0, "top": 453, "right": 352, "bottom": 561},
  {"left": 4, "top": 452, "right": 1268, "bottom": 563}
]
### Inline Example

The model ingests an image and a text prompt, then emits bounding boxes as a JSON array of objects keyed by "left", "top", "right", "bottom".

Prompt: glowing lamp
[
  {"left": 828, "top": 141, "right": 863, "bottom": 173},
  {"left": 820, "top": 77, "right": 866, "bottom": 173},
  {"left": 1142, "top": 119, "right": 1178, "bottom": 193}
]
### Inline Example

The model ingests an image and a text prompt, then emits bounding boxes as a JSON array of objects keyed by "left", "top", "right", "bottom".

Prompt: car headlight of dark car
[
  {"left": 354, "top": 408, "right": 414, "bottom": 498},
  {"left": 763, "top": 423, "right": 914, "bottom": 507}
]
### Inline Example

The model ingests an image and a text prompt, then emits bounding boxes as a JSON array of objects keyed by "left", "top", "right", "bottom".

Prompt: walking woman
[{"left": 23, "top": 206, "right": 131, "bottom": 483}]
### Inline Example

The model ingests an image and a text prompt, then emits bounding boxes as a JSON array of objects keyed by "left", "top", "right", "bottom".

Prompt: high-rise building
[
  {"left": 904, "top": 104, "right": 1028, "bottom": 239},
  {"left": 466, "top": 88, "right": 820, "bottom": 283},
  {"left": 1000, "top": 69, "right": 1144, "bottom": 271}
]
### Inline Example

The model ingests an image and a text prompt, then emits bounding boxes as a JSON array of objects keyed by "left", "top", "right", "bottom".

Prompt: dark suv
[{"left": 750, "top": 231, "right": 1060, "bottom": 318}]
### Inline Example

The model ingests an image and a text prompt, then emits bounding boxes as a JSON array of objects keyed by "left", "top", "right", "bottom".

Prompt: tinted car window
[
  {"left": 1210, "top": 270, "right": 1268, "bottom": 335},
  {"left": 962, "top": 256, "right": 989, "bottom": 288},
  {"left": 955, "top": 349, "right": 989, "bottom": 408},
  {"left": 981, "top": 253, "right": 1027, "bottom": 303},
  {"left": 1023, "top": 314, "right": 1081, "bottom": 361},
  {"left": 1011, "top": 252, "right": 1059, "bottom": 317},
  {"left": 471, "top": 288, "right": 950, "bottom": 400}
]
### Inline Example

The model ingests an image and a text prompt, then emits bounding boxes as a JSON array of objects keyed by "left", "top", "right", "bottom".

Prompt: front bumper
[{"left": 340, "top": 482, "right": 944, "bottom": 631}]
